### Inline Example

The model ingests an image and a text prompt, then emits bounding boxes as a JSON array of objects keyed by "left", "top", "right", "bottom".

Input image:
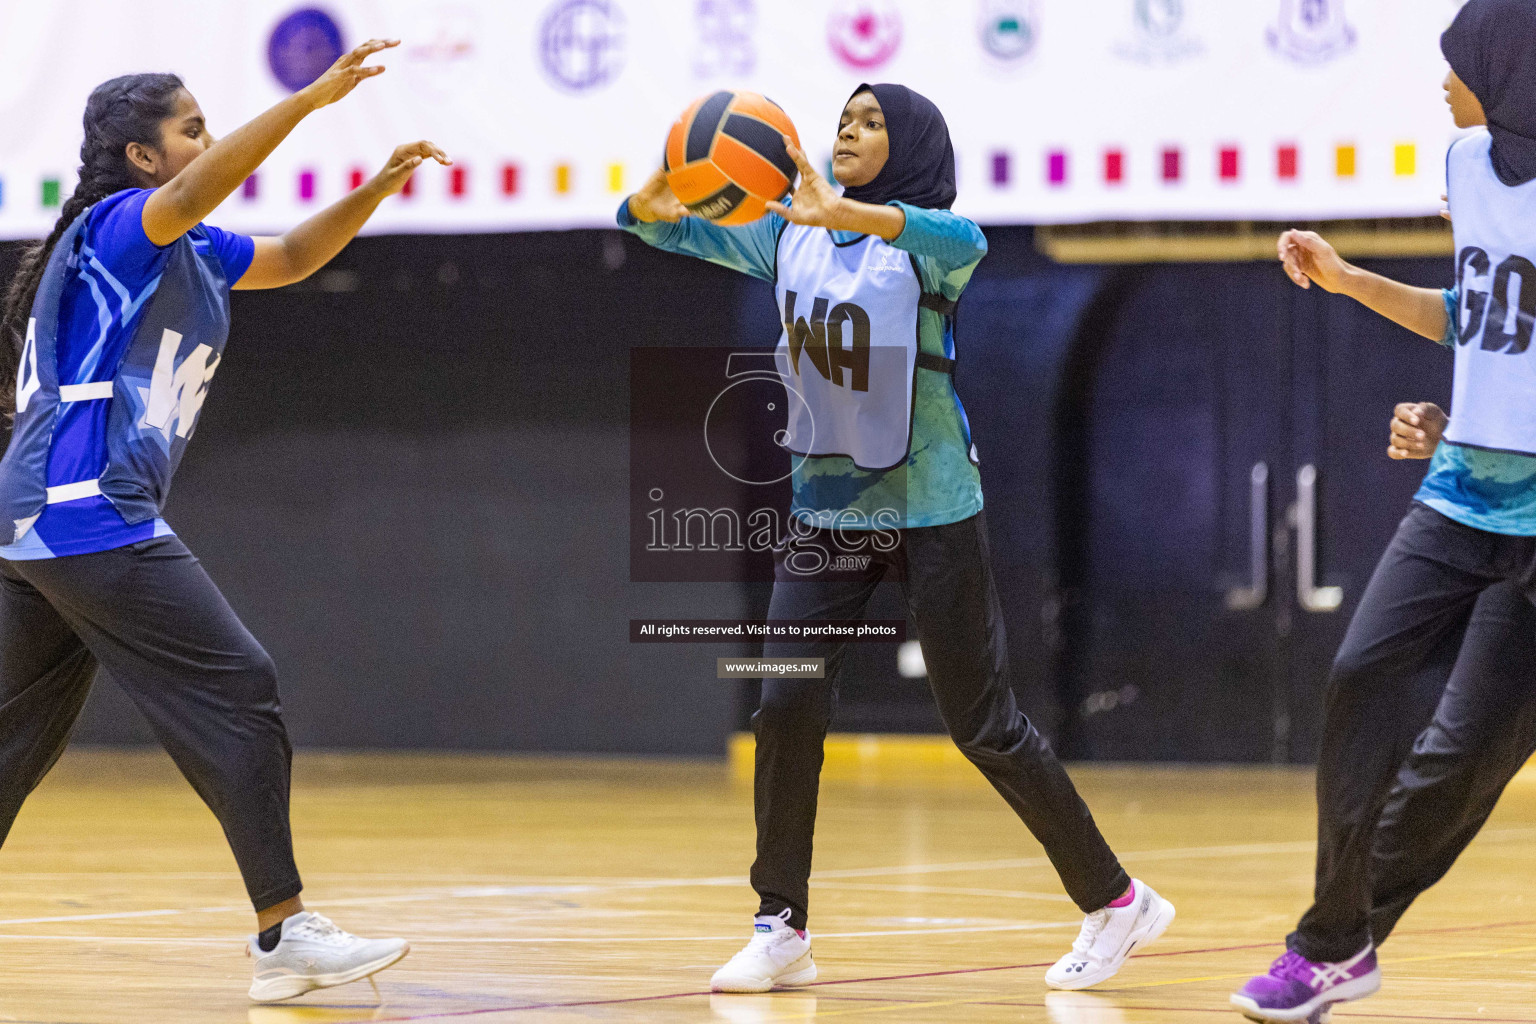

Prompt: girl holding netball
[
  {"left": 0, "top": 40, "right": 447, "bottom": 1001},
  {"left": 1234, "top": 2, "right": 1536, "bottom": 1019},
  {"left": 622, "top": 83, "right": 1175, "bottom": 993}
]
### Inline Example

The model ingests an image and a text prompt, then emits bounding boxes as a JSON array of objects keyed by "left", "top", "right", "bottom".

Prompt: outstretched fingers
[
  {"left": 397, "top": 140, "right": 452, "bottom": 166},
  {"left": 340, "top": 38, "right": 400, "bottom": 69}
]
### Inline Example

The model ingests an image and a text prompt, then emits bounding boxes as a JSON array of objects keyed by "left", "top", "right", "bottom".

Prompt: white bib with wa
[
  {"left": 772, "top": 224, "right": 924, "bottom": 471},
  {"left": 1445, "top": 130, "right": 1536, "bottom": 455}
]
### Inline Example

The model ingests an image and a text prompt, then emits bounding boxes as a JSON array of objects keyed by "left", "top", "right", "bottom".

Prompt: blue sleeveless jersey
[{"left": 0, "top": 189, "right": 252, "bottom": 559}]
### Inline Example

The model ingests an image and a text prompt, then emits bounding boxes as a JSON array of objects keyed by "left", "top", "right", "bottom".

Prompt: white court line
[
  {"left": 6, "top": 829, "right": 1533, "bottom": 930},
  {"left": 0, "top": 920, "right": 1079, "bottom": 944},
  {"left": 815, "top": 883, "right": 1074, "bottom": 902}
]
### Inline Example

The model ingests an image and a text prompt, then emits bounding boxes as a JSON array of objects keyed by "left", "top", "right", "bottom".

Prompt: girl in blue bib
[
  {"left": 1235, "top": 2, "right": 1536, "bottom": 1019},
  {"left": 622, "top": 84, "right": 1174, "bottom": 994},
  {"left": 0, "top": 41, "right": 446, "bottom": 1002}
]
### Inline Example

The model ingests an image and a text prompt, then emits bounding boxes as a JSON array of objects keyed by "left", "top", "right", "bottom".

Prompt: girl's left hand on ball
[
  {"left": 767, "top": 138, "right": 844, "bottom": 229},
  {"left": 374, "top": 141, "right": 451, "bottom": 196}
]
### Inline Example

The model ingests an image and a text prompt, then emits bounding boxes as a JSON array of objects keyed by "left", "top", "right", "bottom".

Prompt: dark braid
[{"left": 0, "top": 73, "right": 184, "bottom": 419}]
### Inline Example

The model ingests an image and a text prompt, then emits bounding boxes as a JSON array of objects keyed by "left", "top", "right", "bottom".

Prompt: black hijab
[
  {"left": 839, "top": 83, "right": 957, "bottom": 210},
  {"left": 1441, "top": 0, "right": 1536, "bottom": 186}
]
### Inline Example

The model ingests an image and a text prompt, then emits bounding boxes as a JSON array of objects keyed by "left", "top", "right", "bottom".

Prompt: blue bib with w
[{"left": 0, "top": 206, "right": 231, "bottom": 543}]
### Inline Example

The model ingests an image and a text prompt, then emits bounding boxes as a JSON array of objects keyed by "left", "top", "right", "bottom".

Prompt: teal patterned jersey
[
  {"left": 619, "top": 199, "right": 986, "bottom": 529},
  {"left": 1416, "top": 287, "right": 1536, "bottom": 535}
]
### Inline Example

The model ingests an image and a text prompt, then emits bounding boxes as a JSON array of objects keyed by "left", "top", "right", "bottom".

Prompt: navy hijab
[
  {"left": 839, "top": 83, "right": 957, "bottom": 210},
  {"left": 1442, "top": 0, "right": 1536, "bottom": 186}
]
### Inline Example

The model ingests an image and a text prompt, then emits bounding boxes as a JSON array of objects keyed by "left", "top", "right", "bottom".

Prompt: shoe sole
[
  {"left": 249, "top": 943, "right": 411, "bottom": 1002},
  {"left": 1229, "top": 969, "right": 1378, "bottom": 1024},
  {"left": 711, "top": 953, "right": 818, "bottom": 993},
  {"left": 1045, "top": 894, "right": 1176, "bottom": 991}
]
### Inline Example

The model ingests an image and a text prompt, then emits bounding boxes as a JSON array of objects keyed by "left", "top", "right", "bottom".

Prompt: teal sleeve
[
  {"left": 885, "top": 202, "right": 988, "bottom": 298},
  {"left": 1440, "top": 288, "right": 1458, "bottom": 348},
  {"left": 616, "top": 198, "right": 783, "bottom": 282}
]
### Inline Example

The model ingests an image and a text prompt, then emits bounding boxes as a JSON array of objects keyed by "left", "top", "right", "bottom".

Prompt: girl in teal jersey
[{"left": 622, "top": 83, "right": 1174, "bottom": 994}]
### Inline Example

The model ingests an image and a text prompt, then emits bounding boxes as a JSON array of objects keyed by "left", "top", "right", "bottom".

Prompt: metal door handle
[
  {"left": 1296, "top": 464, "right": 1343, "bottom": 613},
  {"left": 1226, "top": 462, "right": 1269, "bottom": 610}
]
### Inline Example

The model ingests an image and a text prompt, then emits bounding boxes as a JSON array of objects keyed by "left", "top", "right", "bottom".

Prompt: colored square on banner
[
  {"left": 41, "top": 179, "right": 60, "bottom": 208},
  {"left": 402, "top": 172, "right": 415, "bottom": 198},
  {"left": 298, "top": 170, "right": 316, "bottom": 201},
  {"left": 349, "top": 168, "right": 365, "bottom": 192},
  {"left": 991, "top": 152, "right": 1009, "bottom": 187},
  {"left": 502, "top": 164, "right": 520, "bottom": 196},
  {"left": 451, "top": 166, "right": 468, "bottom": 197},
  {"left": 555, "top": 164, "right": 572, "bottom": 195},
  {"left": 1161, "top": 148, "right": 1181, "bottom": 183},
  {"left": 1394, "top": 143, "right": 1416, "bottom": 176},
  {"left": 1047, "top": 150, "right": 1067, "bottom": 186},
  {"left": 1219, "top": 146, "right": 1240, "bottom": 181},
  {"left": 1277, "top": 145, "right": 1299, "bottom": 180},
  {"left": 1335, "top": 144, "right": 1357, "bottom": 178},
  {"left": 1104, "top": 149, "right": 1124, "bottom": 184},
  {"left": 0, "top": 178, "right": 5, "bottom": 210},
  {"left": 608, "top": 164, "right": 624, "bottom": 193},
  {"left": 241, "top": 175, "right": 259, "bottom": 200}
]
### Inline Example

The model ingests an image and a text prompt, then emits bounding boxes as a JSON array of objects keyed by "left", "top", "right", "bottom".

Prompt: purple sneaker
[{"left": 1229, "top": 945, "right": 1379, "bottom": 1023}]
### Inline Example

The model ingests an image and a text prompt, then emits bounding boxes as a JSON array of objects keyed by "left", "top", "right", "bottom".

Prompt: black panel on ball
[
  {"left": 685, "top": 183, "right": 747, "bottom": 221},
  {"left": 686, "top": 91, "right": 735, "bottom": 164},
  {"left": 722, "top": 113, "right": 795, "bottom": 182}
]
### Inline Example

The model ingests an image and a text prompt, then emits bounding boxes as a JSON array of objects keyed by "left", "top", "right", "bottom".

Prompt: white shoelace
[
  {"left": 288, "top": 913, "right": 355, "bottom": 947},
  {"left": 1070, "top": 907, "right": 1113, "bottom": 957}
]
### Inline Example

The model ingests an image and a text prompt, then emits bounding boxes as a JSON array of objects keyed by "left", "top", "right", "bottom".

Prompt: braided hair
[{"left": 0, "top": 73, "right": 185, "bottom": 419}]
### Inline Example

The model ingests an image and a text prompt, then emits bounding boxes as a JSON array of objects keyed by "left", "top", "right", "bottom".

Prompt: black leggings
[
  {"left": 1293, "top": 502, "right": 1536, "bottom": 961},
  {"left": 0, "top": 536, "right": 302, "bottom": 910},
  {"left": 750, "top": 511, "right": 1129, "bottom": 930}
]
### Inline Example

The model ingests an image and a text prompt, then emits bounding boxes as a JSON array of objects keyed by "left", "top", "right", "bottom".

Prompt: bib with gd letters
[{"left": 1446, "top": 130, "right": 1536, "bottom": 455}]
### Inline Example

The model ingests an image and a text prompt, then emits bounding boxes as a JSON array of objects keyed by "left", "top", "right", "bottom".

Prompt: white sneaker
[
  {"left": 710, "top": 913, "right": 818, "bottom": 993},
  {"left": 248, "top": 911, "right": 410, "bottom": 1002},
  {"left": 1045, "top": 879, "right": 1175, "bottom": 990}
]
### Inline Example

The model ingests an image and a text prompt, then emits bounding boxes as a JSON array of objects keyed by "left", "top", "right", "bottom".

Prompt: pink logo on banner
[{"left": 828, "top": 1, "right": 902, "bottom": 70}]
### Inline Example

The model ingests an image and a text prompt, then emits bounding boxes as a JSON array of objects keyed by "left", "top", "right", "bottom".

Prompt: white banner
[{"left": 0, "top": 0, "right": 1470, "bottom": 239}]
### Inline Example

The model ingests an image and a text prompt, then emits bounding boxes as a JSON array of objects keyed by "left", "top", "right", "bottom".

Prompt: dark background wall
[{"left": 0, "top": 229, "right": 1453, "bottom": 760}]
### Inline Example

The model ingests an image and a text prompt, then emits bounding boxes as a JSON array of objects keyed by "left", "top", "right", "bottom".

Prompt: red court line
[{"left": 339, "top": 918, "right": 1536, "bottom": 1022}]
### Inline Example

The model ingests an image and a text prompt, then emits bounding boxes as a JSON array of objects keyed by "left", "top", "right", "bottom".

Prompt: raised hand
[
  {"left": 1388, "top": 402, "right": 1448, "bottom": 460},
  {"left": 629, "top": 168, "right": 689, "bottom": 223},
  {"left": 300, "top": 39, "right": 398, "bottom": 111},
  {"left": 1277, "top": 229, "right": 1352, "bottom": 293},
  {"left": 372, "top": 141, "right": 452, "bottom": 197},
  {"left": 766, "top": 139, "right": 844, "bottom": 228}
]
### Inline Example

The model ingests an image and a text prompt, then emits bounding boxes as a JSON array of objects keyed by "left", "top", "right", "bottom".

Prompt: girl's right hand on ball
[
  {"left": 1277, "top": 229, "right": 1351, "bottom": 293},
  {"left": 629, "top": 169, "right": 688, "bottom": 223},
  {"left": 300, "top": 38, "right": 398, "bottom": 111}
]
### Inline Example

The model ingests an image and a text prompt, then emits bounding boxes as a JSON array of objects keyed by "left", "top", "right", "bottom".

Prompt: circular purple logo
[
  {"left": 539, "top": 0, "right": 627, "bottom": 92},
  {"left": 268, "top": 8, "right": 345, "bottom": 93}
]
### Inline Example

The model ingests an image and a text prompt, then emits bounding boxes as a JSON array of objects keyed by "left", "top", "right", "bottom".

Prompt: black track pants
[
  {"left": 0, "top": 536, "right": 302, "bottom": 910},
  {"left": 749, "top": 511, "right": 1130, "bottom": 930},
  {"left": 1292, "top": 503, "right": 1536, "bottom": 961}
]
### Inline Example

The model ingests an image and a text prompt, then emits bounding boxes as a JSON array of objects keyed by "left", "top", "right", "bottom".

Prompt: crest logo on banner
[
  {"left": 978, "top": 0, "right": 1037, "bottom": 65},
  {"left": 1267, "top": 0, "right": 1356, "bottom": 64},
  {"left": 694, "top": 0, "right": 756, "bottom": 77},
  {"left": 1115, "top": 0, "right": 1202, "bottom": 63},
  {"left": 267, "top": 8, "right": 345, "bottom": 93},
  {"left": 403, "top": 6, "right": 479, "bottom": 100},
  {"left": 828, "top": 1, "right": 902, "bottom": 70},
  {"left": 539, "top": 0, "right": 627, "bottom": 92}
]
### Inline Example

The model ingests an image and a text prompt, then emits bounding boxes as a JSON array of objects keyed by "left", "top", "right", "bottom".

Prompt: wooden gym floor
[{"left": 3, "top": 737, "right": 1535, "bottom": 1023}]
